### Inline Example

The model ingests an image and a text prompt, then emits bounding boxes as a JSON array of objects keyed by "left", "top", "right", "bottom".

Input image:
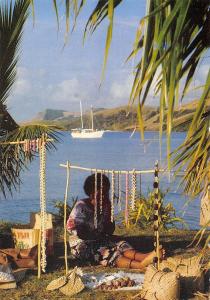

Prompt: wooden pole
[
  {"left": 64, "top": 161, "right": 70, "bottom": 275},
  {"left": 37, "top": 229, "right": 41, "bottom": 279},
  {"left": 0, "top": 138, "right": 53, "bottom": 145},
  {"left": 0, "top": 137, "right": 52, "bottom": 278}
]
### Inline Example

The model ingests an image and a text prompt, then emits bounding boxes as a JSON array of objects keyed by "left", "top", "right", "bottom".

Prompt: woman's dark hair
[{"left": 83, "top": 173, "right": 110, "bottom": 196}]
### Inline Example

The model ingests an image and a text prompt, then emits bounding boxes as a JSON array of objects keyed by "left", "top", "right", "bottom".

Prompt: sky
[{"left": 7, "top": 0, "right": 210, "bottom": 121}]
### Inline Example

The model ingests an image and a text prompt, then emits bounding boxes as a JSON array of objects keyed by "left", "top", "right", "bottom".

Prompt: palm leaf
[
  {"left": 52, "top": 0, "right": 59, "bottom": 30},
  {"left": 0, "top": 124, "right": 62, "bottom": 197},
  {"left": 173, "top": 110, "right": 210, "bottom": 196},
  {"left": 24, "top": 0, "right": 210, "bottom": 200},
  {"left": 0, "top": 1, "right": 62, "bottom": 197},
  {"left": 0, "top": 0, "right": 30, "bottom": 105},
  {"left": 84, "top": 0, "right": 123, "bottom": 79}
]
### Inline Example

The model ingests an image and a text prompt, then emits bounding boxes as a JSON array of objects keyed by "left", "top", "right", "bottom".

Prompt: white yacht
[{"left": 71, "top": 102, "right": 104, "bottom": 139}]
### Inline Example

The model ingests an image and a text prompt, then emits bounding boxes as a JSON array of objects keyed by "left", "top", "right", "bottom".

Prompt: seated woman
[{"left": 67, "top": 173, "right": 164, "bottom": 270}]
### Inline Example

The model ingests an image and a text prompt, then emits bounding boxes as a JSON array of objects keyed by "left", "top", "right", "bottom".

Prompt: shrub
[
  {"left": 117, "top": 190, "right": 185, "bottom": 230},
  {"left": 53, "top": 197, "right": 77, "bottom": 224}
]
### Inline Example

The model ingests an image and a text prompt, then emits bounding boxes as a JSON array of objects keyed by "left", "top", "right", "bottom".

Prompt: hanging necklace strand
[
  {"left": 131, "top": 169, "right": 137, "bottom": 211},
  {"left": 111, "top": 170, "right": 115, "bottom": 222},
  {"left": 125, "top": 172, "right": 129, "bottom": 227},
  {"left": 39, "top": 136, "right": 47, "bottom": 273},
  {"left": 100, "top": 171, "right": 103, "bottom": 214},
  {"left": 94, "top": 170, "right": 98, "bottom": 229}
]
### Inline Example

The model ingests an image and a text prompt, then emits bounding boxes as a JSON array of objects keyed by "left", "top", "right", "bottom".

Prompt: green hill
[{"left": 27, "top": 98, "right": 210, "bottom": 132}]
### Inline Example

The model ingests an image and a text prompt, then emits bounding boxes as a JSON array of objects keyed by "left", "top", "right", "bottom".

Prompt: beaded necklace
[
  {"left": 125, "top": 172, "right": 129, "bottom": 226},
  {"left": 111, "top": 170, "right": 115, "bottom": 222},
  {"left": 131, "top": 169, "right": 137, "bottom": 210},
  {"left": 153, "top": 161, "right": 160, "bottom": 269},
  {"left": 94, "top": 170, "right": 98, "bottom": 228},
  {"left": 39, "top": 136, "right": 47, "bottom": 273}
]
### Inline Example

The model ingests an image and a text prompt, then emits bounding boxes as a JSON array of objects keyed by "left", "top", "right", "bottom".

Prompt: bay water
[{"left": 0, "top": 131, "right": 200, "bottom": 229}]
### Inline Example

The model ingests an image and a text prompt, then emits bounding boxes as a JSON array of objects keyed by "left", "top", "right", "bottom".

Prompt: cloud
[
  {"left": 17, "top": 66, "right": 29, "bottom": 77},
  {"left": 10, "top": 67, "right": 31, "bottom": 96},
  {"left": 13, "top": 79, "right": 31, "bottom": 96},
  {"left": 110, "top": 75, "right": 133, "bottom": 100},
  {"left": 109, "top": 73, "right": 160, "bottom": 107},
  {"left": 108, "top": 61, "right": 210, "bottom": 108},
  {"left": 114, "top": 18, "right": 139, "bottom": 28},
  {"left": 50, "top": 79, "right": 86, "bottom": 103},
  {"left": 196, "top": 63, "right": 209, "bottom": 83}
]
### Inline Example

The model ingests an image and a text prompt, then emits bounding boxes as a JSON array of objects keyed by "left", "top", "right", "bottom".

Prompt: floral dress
[{"left": 67, "top": 198, "right": 133, "bottom": 266}]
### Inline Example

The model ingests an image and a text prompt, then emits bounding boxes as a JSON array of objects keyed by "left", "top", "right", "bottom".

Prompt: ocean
[{"left": 0, "top": 131, "right": 201, "bottom": 229}]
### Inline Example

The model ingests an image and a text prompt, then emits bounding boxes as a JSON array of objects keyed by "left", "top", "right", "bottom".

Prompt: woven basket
[
  {"left": 13, "top": 269, "right": 27, "bottom": 283},
  {"left": 166, "top": 256, "right": 201, "bottom": 271},
  {"left": 46, "top": 276, "right": 67, "bottom": 291},
  {"left": 140, "top": 265, "right": 180, "bottom": 300},
  {"left": 59, "top": 270, "right": 85, "bottom": 297},
  {"left": 160, "top": 256, "right": 205, "bottom": 298}
]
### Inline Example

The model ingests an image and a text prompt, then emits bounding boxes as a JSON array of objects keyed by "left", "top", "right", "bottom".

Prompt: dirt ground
[{"left": 0, "top": 228, "right": 209, "bottom": 300}]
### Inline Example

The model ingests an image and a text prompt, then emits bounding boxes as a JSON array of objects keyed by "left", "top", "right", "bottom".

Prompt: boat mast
[
  {"left": 80, "top": 101, "right": 84, "bottom": 129},
  {"left": 91, "top": 105, "right": 94, "bottom": 130}
]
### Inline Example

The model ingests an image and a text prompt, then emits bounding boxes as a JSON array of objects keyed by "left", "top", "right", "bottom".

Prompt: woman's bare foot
[
  {"left": 115, "top": 246, "right": 165, "bottom": 270},
  {"left": 115, "top": 255, "right": 146, "bottom": 271},
  {"left": 139, "top": 246, "right": 165, "bottom": 268}
]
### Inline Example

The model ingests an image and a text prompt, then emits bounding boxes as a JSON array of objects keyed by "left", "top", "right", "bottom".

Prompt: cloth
[
  {"left": 83, "top": 271, "right": 144, "bottom": 290},
  {"left": 67, "top": 198, "right": 133, "bottom": 266}
]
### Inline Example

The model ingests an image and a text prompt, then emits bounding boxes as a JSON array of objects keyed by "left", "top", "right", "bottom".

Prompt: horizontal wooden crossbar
[{"left": 59, "top": 163, "right": 165, "bottom": 174}]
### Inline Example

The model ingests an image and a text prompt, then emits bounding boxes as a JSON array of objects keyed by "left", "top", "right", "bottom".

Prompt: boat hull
[{"left": 71, "top": 130, "right": 104, "bottom": 139}]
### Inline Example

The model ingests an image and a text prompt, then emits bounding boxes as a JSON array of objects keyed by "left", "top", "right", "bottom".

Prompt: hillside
[{"left": 28, "top": 99, "right": 210, "bottom": 132}]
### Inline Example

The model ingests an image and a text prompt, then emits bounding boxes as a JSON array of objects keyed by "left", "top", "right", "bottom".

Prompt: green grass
[{"left": 0, "top": 226, "right": 209, "bottom": 299}]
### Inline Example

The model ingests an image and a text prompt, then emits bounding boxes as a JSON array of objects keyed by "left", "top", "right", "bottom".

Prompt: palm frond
[
  {"left": 5, "top": 123, "right": 62, "bottom": 149},
  {"left": 0, "top": 124, "right": 62, "bottom": 197},
  {"left": 0, "top": 104, "right": 18, "bottom": 138},
  {"left": 84, "top": 0, "right": 123, "bottom": 80},
  {"left": 172, "top": 110, "right": 210, "bottom": 196},
  {"left": 0, "top": 0, "right": 30, "bottom": 105},
  {"left": 0, "top": 1, "right": 62, "bottom": 197},
  {"left": 125, "top": 0, "right": 210, "bottom": 195},
  {"left": 24, "top": 0, "right": 210, "bottom": 199}
]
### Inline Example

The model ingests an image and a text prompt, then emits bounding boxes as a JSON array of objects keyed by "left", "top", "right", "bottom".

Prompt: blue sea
[{"left": 0, "top": 131, "right": 201, "bottom": 229}]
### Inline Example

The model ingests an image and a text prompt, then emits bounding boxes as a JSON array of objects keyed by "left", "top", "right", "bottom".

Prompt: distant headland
[{"left": 24, "top": 98, "right": 210, "bottom": 132}]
